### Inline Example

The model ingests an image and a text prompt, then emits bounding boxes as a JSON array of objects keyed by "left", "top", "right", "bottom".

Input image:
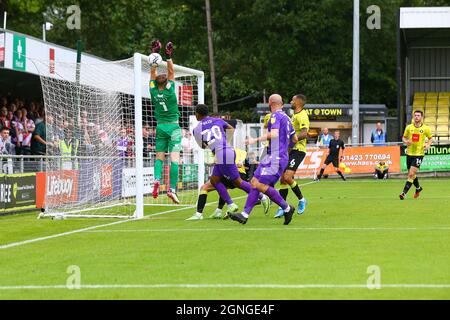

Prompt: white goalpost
[{"left": 34, "top": 52, "right": 205, "bottom": 219}]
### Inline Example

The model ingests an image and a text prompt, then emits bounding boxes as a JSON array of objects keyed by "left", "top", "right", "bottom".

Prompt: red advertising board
[
  {"left": 100, "top": 164, "right": 113, "bottom": 197},
  {"left": 178, "top": 85, "right": 193, "bottom": 106},
  {"left": 49, "top": 48, "right": 55, "bottom": 74},
  {"left": 36, "top": 170, "right": 79, "bottom": 208}
]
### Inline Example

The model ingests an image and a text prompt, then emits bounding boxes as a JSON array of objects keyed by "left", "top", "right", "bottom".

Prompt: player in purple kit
[
  {"left": 229, "top": 94, "right": 297, "bottom": 225},
  {"left": 188, "top": 104, "right": 267, "bottom": 220}
]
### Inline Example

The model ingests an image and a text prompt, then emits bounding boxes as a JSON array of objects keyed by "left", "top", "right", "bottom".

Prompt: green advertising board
[
  {"left": 12, "top": 35, "right": 26, "bottom": 71},
  {"left": 0, "top": 173, "right": 36, "bottom": 214},
  {"left": 401, "top": 145, "right": 450, "bottom": 172}
]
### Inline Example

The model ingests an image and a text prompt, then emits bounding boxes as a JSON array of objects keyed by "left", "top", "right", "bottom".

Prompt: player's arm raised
[
  {"left": 150, "top": 40, "right": 161, "bottom": 80},
  {"left": 165, "top": 42, "right": 175, "bottom": 81}
]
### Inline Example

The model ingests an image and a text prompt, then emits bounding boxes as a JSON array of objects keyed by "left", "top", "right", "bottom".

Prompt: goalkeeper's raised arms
[{"left": 150, "top": 40, "right": 174, "bottom": 81}]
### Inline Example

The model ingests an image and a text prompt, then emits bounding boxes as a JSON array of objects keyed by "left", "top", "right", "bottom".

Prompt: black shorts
[
  {"left": 324, "top": 155, "right": 339, "bottom": 168},
  {"left": 406, "top": 155, "right": 424, "bottom": 170},
  {"left": 286, "top": 150, "right": 306, "bottom": 172},
  {"left": 220, "top": 172, "right": 247, "bottom": 189}
]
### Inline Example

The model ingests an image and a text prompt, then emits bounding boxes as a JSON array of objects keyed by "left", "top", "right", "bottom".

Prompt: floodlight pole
[
  {"left": 3, "top": 12, "right": 7, "bottom": 29},
  {"left": 352, "top": 0, "right": 360, "bottom": 145}
]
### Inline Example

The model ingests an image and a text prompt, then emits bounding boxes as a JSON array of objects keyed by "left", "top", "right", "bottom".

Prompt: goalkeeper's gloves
[
  {"left": 151, "top": 40, "right": 162, "bottom": 53},
  {"left": 165, "top": 41, "right": 174, "bottom": 60}
]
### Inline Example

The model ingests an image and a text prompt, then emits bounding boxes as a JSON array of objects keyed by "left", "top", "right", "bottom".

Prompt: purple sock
[
  {"left": 239, "top": 180, "right": 252, "bottom": 193},
  {"left": 243, "top": 188, "right": 260, "bottom": 215},
  {"left": 238, "top": 181, "right": 263, "bottom": 199},
  {"left": 265, "top": 186, "right": 288, "bottom": 210},
  {"left": 214, "top": 182, "right": 233, "bottom": 205}
]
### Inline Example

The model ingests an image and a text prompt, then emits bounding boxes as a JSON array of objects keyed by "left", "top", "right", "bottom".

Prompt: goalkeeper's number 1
[{"left": 160, "top": 101, "right": 168, "bottom": 112}]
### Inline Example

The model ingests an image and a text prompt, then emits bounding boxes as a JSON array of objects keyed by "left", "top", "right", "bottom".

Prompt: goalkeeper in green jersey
[{"left": 149, "top": 40, "right": 181, "bottom": 204}]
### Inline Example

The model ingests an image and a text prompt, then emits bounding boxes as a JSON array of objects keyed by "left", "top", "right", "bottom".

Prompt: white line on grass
[
  {"left": 0, "top": 179, "right": 374, "bottom": 250},
  {"left": 85, "top": 227, "right": 450, "bottom": 233},
  {"left": 0, "top": 195, "right": 250, "bottom": 250},
  {"left": 0, "top": 205, "right": 200, "bottom": 250},
  {"left": 0, "top": 283, "right": 449, "bottom": 290}
]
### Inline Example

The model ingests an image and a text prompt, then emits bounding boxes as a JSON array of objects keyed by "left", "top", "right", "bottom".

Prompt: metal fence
[{"left": 0, "top": 155, "right": 141, "bottom": 174}]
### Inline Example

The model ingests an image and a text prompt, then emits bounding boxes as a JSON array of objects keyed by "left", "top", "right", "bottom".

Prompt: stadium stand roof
[
  {"left": 400, "top": 7, "right": 450, "bottom": 29},
  {"left": 397, "top": 7, "right": 450, "bottom": 139}
]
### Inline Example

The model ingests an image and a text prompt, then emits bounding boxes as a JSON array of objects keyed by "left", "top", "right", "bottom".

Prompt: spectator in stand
[
  {"left": 28, "top": 101, "right": 38, "bottom": 121},
  {"left": 0, "top": 107, "right": 11, "bottom": 131},
  {"left": 143, "top": 124, "right": 155, "bottom": 164},
  {"left": 11, "top": 109, "right": 24, "bottom": 155},
  {"left": 33, "top": 104, "right": 45, "bottom": 125},
  {"left": 371, "top": 122, "right": 387, "bottom": 146},
  {"left": 59, "top": 129, "right": 79, "bottom": 170},
  {"left": 45, "top": 114, "right": 59, "bottom": 155},
  {"left": 1, "top": 97, "right": 7, "bottom": 109},
  {"left": 0, "top": 127, "right": 15, "bottom": 174},
  {"left": 20, "top": 107, "right": 35, "bottom": 155},
  {"left": 8, "top": 102, "right": 17, "bottom": 114},
  {"left": 31, "top": 110, "right": 48, "bottom": 156},
  {"left": 7, "top": 111, "right": 15, "bottom": 141},
  {"left": 317, "top": 127, "right": 332, "bottom": 148},
  {"left": 87, "top": 122, "right": 100, "bottom": 156},
  {"left": 116, "top": 127, "right": 129, "bottom": 157},
  {"left": 75, "top": 113, "right": 90, "bottom": 157},
  {"left": 126, "top": 126, "right": 135, "bottom": 158},
  {"left": 0, "top": 127, "right": 15, "bottom": 155}
]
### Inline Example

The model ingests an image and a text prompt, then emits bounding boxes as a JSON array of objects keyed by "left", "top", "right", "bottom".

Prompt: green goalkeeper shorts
[{"left": 155, "top": 123, "right": 182, "bottom": 153}]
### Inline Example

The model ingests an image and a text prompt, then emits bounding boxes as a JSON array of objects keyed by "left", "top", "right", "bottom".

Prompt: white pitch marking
[
  {"left": 85, "top": 227, "right": 450, "bottom": 233},
  {"left": 0, "top": 283, "right": 449, "bottom": 290},
  {"left": 0, "top": 195, "right": 250, "bottom": 250}
]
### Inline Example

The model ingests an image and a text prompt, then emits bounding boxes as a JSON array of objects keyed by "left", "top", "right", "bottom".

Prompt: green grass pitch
[{"left": 0, "top": 178, "right": 449, "bottom": 300}]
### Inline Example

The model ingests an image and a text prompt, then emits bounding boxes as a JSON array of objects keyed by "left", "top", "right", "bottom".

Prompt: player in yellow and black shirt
[
  {"left": 399, "top": 110, "right": 433, "bottom": 200},
  {"left": 275, "top": 94, "right": 310, "bottom": 218},
  {"left": 260, "top": 112, "right": 272, "bottom": 160}
]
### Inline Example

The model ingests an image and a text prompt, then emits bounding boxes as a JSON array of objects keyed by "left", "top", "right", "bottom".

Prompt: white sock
[
  {"left": 284, "top": 206, "right": 291, "bottom": 213},
  {"left": 241, "top": 212, "right": 249, "bottom": 218},
  {"left": 260, "top": 194, "right": 267, "bottom": 201},
  {"left": 195, "top": 212, "right": 203, "bottom": 217},
  {"left": 216, "top": 208, "right": 222, "bottom": 212}
]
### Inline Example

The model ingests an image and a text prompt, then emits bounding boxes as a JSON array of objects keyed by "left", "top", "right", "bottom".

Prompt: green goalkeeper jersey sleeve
[{"left": 149, "top": 80, "right": 180, "bottom": 123}]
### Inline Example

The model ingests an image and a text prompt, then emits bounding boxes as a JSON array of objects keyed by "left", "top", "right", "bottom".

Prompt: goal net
[{"left": 33, "top": 53, "right": 204, "bottom": 219}]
